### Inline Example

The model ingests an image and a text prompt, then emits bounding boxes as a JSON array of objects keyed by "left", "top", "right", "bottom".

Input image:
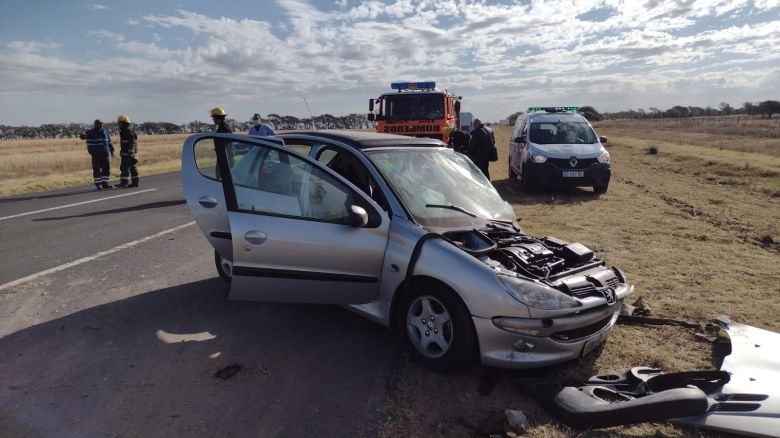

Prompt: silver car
[{"left": 181, "top": 130, "right": 633, "bottom": 371}]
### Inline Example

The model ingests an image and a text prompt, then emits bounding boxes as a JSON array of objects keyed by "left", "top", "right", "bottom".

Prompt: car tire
[
  {"left": 399, "top": 282, "right": 478, "bottom": 372},
  {"left": 214, "top": 250, "right": 232, "bottom": 284},
  {"left": 593, "top": 184, "right": 608, "bottom": 194},
  {"left": 508, "top": 157, "right": 517, "bottom": 179}
]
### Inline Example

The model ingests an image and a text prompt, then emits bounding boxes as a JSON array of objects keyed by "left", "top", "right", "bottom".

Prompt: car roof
[
  {"left": 528, "top": 112, "right": 586, "bottom": 123},
  {"left": 282, "top": 130, "right": 447, "bottom": 149}
]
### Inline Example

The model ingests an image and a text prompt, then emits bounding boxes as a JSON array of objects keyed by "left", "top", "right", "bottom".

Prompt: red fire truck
[{"left": 367, "top": 82, "right": 461, "bottom": 143}]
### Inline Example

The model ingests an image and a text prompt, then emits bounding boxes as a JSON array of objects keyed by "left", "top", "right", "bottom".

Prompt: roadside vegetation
[
  {"left": 380, "top": 124, "right": 780, "bottom": 437},
  {"left": 0, "top": 134, "right": 188, "bottom": 197}
]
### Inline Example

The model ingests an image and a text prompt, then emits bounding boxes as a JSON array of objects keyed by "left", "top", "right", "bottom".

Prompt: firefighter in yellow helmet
[
  {"left": 114, "top": 115, "right": 139, "bottom": 188},
  {"left": 210, "top": 107, "right": 233, "bottom": 133}
]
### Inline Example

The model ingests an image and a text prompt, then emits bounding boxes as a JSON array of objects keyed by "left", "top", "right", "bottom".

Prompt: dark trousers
[
  {"left": 91, "top": 155, "right": 110, "bottom": 187},
  {"left": 119, "top": 155, "right": 139, "bottom": 185},
  {"left": 475, "top": 161, "right": 490, "bottom": 180}
]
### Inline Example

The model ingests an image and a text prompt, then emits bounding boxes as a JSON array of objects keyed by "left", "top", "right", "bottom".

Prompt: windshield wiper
[{"left": 425, "top": 204, "right": 515, "bottom": 226}]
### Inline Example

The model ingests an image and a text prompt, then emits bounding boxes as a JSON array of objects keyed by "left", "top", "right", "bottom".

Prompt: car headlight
[
  {"left": 497, "top": 275, "right": 581, "bottom": 310},
  {"left": 597, "top": 152, "right": 610, "bottom": 164},
  {"left": 531, "top": 154, "right": 547, "bottom": 163}
]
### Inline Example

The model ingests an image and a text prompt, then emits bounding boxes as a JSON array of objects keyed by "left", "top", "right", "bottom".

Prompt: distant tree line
[
  {"left": 505, "top": 101, "right": 780, "bottom": 124},
  {"left": 0, "top": 113, "right": 372, "bottom": 140}
]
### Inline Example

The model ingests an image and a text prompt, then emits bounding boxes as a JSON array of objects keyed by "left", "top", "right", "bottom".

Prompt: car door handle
[
  {"left": 244, "top": 230, "right": 267, "bottom": 245},
  {"left": 198, "top": 196, "right": 218, "bottom": 208}
]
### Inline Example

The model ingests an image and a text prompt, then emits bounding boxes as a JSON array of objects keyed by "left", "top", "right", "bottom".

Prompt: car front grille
[
  {"left": 567, "top": 284, "right": 597, "bottom": 298},
  {"left": 551, "top": 315, "right": 614, "bottom": 342},
  {"left": 547, "top": 157, "right": 598, "bottom": 169},
  {"left": 606, "top": 278, "right": 620, "bottom": 288}
]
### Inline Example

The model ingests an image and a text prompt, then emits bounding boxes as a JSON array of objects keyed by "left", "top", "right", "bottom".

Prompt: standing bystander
[
  {"left": 80, "top": 119, "right": 114, "bottom": 190},
  {"left": 248, "top": 113, "right": 276, "bottom": 136},
  {"left": 114, "top": 115, "right": 139, "bottom": 188}
]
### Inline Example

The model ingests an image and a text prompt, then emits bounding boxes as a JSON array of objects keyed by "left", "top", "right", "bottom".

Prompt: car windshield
[
  {"left": 382, "top": 94, "right": 444, "bottom": 121},
  {"left": 529, "top": 121, "right": 597, "bottom": 144},
  {"left": 366, "top": 148, "right": 515, "bottom": 228}
]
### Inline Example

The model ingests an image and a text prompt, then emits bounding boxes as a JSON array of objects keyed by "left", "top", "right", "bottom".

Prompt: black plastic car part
[
  {"left": 551, "top": 386, "right": 709, "bottom": 429},
  {"left": 524, "top": 366, "right": 728, "bottom": 429}
]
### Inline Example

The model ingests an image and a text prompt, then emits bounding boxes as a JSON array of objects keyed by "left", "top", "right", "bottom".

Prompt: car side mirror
[
  {"left": 454, "top": 101, "right": 461, "bottom": 113},
  {"left": 367, "top": 113, "right": 376, "bottom": 121},
  {"left": 369, "top": 99, "right": 374, "bottom": 112},
  {"left": 349, "top": 205, "right": 369, "bottom": 228},
  {"left": 600, "top": 136, "right": 608, "bottom": 144},
  {"left": 514, "top": 135, "right": 526, "bottom": 143}
]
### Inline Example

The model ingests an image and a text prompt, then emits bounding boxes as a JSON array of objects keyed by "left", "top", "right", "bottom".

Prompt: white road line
[
  {"left": 0, "top": 188, "right": 158, "bottom": 222},
  {"left": 0, "top": 221, "right": 196, "bottom": 292}
]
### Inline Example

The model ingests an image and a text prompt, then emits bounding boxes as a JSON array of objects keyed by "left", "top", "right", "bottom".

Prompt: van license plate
[{"left": 563, "top": 171, "right": 584, "bottom": 178}]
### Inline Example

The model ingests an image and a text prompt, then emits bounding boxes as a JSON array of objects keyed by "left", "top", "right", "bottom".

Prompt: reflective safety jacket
[
  {"left": 119, "top": 127, "right": 138, "bottom": 157},
  {"left": 83, "top": 128, "right": 114, "bottom": 157}
]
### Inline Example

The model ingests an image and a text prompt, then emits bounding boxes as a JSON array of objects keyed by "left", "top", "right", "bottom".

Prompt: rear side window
[{"left": 194, "top": 138, "right": 220, "bottom": 180}]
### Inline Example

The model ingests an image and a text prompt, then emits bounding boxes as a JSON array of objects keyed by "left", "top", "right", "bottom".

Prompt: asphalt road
[{"left": 0, "top": 174, "right": 397, "bottom": 437}]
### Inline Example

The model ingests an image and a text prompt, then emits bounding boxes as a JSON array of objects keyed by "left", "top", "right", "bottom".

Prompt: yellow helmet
[
  {"left": 117, "top": 115, "right": 131, "bottom": 123},
  {"left": 209, "top": 107, "right": 227, "bottom": 117},
  {"left": 443, "top": 126, "right": 455, "bottom": 137}
]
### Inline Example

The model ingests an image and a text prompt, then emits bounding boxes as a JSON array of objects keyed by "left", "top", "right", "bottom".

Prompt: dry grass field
[
  {"left": 0, "top": 134, "right": 189, "bottom": 196},
  {"left": 2, "top": 124, "right": 779, "bottom": 436},
  {"left": 594, "top": 116, "right": 780, "bottom": 156},
  {"left": 380, "top": 124, "right": 780, "bottom": 437}
]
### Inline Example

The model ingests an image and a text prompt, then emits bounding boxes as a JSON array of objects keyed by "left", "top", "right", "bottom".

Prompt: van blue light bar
[
  {"left": 528, "top": 106, "right": 580, "bottom": 112},
  {"left": 391, "top": 81, "right": 436, "bottom": 90}
]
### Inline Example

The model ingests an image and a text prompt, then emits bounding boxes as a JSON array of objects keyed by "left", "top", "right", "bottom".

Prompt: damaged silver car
[{"left": 181, "top": 131, "right": 634, "bottom": 370}]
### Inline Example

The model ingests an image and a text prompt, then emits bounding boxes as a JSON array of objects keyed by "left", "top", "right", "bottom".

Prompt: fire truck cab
[{"left": 368, "top": 82, "right": 461, "bottom": 143}]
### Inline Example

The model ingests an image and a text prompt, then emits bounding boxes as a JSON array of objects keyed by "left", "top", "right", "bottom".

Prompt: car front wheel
[
  {"left": 214, "top": 250, "right": 232, "bottom": 284},
  {"left": 594, "top": 184, "right": 609, "bottom": 194},
  {"left": 400, "top": 285, "right": 477, "bottom": 371}
]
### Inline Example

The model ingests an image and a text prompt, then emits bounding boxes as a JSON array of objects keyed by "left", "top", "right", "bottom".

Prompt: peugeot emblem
[
  {"left": 569, "top": 157, "right": 578, "bottom": 168},
  {"left": 601, "top": 287, "right": 616, "bottom": 304}
]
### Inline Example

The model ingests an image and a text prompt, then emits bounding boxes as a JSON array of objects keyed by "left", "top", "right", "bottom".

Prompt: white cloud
[
  {"left": 91, "top": 4, "right": 109, "bottom": 11},
  {"left": 2, "top": 0, "right": 780, "bottom": 124},
  {"left": 6, "top": 40, "right": 59, "bottom": 53}
]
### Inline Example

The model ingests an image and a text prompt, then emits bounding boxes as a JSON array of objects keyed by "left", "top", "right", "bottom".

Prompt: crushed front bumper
[{"left": 475, "top": 299, "right": 623, "bottom": 368}]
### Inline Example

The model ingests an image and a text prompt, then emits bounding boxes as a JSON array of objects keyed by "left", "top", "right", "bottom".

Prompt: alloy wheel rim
[{"left": 406, "top": 295, "right": 453, "bottom": 358}]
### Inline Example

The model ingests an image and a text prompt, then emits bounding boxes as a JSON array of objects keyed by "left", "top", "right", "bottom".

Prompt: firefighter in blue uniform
[
  {"left": 115, "top": 115, "right": 139, "bottom": 188},
  {"left": 80, "top": 119, "right": 114, "bottom": 190}
]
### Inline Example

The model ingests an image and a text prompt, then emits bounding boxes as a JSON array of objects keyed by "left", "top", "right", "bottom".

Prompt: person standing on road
[
  {"left": 468, "top": 118, "right": 493, "bottom": 179},
  {"left": 210, "top": 107, "right": 233, "bottom": 133},
  {"left": 248, "top": 113, "right": 276, "bottom": 136},
  {"left": 114, "top": 115, "right": 139, "bottom": 188},
  {"left": 80, "top": 119, "right": 114, "bottom": 190}
]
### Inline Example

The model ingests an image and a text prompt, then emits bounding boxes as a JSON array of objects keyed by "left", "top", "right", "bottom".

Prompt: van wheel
[
  {"left": 214, "top": 250, "right": 232, "bottom": 284},
  {"left": 508, "top": 157, "right": 517, "bottom": 179},
  {"left": 399, "top": 282, "right": 477, "bottom": 372},
  {"left": 594, "top": 184, "right": 609, "bottom": 194}
]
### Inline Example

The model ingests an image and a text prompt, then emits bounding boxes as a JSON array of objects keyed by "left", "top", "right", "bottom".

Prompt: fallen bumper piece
[{"left": 672, "top": 318, "right": 780, "bottom": 438}]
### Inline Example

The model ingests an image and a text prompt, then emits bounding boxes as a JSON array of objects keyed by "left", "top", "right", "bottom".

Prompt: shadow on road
[
  {"left": 493, "top": 179, "right": 602, "bottom": 206},
  {"left": 0, "top": 279, "right": 396, "bottom": 437},
  {"left": 0, "top": 188, "right": 100, "bottom": 203},
  {"left": 33, "top": 199, "right": 187, "bottom": 221}
]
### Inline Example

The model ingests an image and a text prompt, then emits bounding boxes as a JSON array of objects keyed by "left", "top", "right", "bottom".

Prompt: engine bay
[{"left": 444, "top": 228, "right": 624, "bottom": 300}]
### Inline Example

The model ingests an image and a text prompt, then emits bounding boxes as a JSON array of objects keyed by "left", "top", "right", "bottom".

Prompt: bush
[{"left": 646, "top": 145, "right": 659, "bottom": 155}]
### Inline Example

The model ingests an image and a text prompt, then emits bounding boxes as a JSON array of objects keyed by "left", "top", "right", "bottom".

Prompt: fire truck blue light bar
[{"left": 391, "top": 82, "right": 436, "bottom": 90}]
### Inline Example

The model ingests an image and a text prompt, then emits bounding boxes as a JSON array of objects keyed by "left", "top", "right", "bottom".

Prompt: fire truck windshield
[{"left": 382, "top": 93, "right": 444, "bottom": 121}]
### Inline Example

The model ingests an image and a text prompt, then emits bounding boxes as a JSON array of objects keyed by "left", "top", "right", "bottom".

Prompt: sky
[{"left": 0, "top": 0, "right": 778, "bottom": 125}]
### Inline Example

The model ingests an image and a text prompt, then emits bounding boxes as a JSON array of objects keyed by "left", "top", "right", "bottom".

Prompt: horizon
[{"left": 1, "top": 0, "right": 779, "bottom": 125}]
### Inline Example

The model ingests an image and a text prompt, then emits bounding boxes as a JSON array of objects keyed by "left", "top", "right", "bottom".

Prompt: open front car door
[{"left": 196, "top": 135, "right": 389, "bottom": 304}]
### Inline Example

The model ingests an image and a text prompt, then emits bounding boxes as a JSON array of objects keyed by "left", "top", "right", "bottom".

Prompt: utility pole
[{"left": 302, "top": 97, "right": 314, "bottom": 118}]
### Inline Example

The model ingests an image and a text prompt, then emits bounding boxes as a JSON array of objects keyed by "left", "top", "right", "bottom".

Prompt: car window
[
  {"left": 194, "top": 138, "right": 220, "bottom": 180},
  {"left": 225, "top": 141, "right": 354, "bottom": 223},
  {"left": 316, "top": 147, "right": 388, "bottom": 211},
  {"left": 529, "top": 121, "right": 597, "bottom": 144},
  {"left": 285, "top": 143, "right": 312, "bottom": 156}
]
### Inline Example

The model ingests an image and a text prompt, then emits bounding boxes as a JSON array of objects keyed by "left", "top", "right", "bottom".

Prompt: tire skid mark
[{"left": 616, "top": 175, "right": 780, "bottom": 254}]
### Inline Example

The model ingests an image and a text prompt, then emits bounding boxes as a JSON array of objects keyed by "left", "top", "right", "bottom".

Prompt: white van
[{"left": 508, "top": 107, "right": 611, "bottom": 194}]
